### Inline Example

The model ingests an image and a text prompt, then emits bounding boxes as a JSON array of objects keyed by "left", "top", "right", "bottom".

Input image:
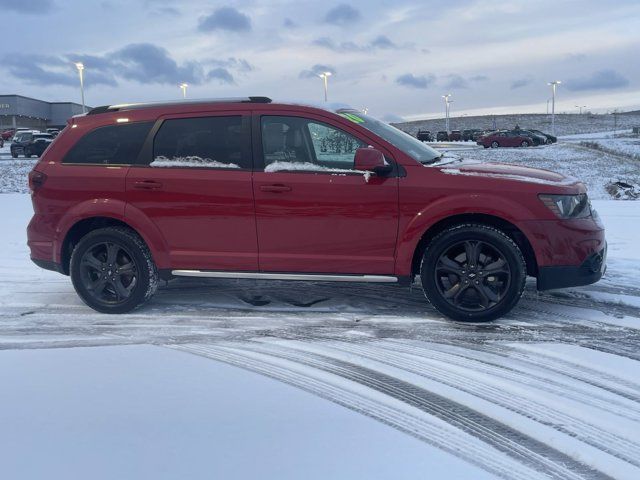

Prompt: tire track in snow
[
  {"left": 171, "top": 343, "right": 554, "bottom": 480},
  {"left": 316, "top": 339, "right": 640, "bottom": 467},
  {"left": 381, "top": 340, "right": 640, "bottom": 421},
  {"left": 183, "top": 341, "right": 612, "bottom": 480}
]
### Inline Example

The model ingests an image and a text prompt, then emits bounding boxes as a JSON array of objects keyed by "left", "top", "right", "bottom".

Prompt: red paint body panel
[{"left": 26, "top": 100, "right": 605, "bottom": 285}]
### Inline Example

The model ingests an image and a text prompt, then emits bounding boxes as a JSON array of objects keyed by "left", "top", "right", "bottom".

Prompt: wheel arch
[
  {"left": 60, "top": 217, "right": 138, "bottom": 275},
  {"left": 410, "top": 213, "right": 538, "bottom": 278}
]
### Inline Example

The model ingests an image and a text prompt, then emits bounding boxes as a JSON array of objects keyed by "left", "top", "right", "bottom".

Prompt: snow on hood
[{"left": 438, "top": 162, "right": 579, "bottom": 186}]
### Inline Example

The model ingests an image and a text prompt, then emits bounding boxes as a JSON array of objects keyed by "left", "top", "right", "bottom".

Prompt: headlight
[{"left": 539, "top": 193, "right": 591, "bottom": 219}]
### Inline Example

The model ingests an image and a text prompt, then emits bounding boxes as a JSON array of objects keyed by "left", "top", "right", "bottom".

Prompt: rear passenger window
[
  {"left": 151, "top": 116, "right": 248, "bottom": 169},
  {"left": 63, "top": 122, "right": 152, "bottom": 165}
]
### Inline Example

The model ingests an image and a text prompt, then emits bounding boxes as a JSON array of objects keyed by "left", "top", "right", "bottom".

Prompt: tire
[
  {"left": 11, "top": 150, "right": 18, "bottom": 158},
  {"left": 70, "top": 226, "right": 158, "bottom": 314},
  {"left": 420, "top": 224, "right": 526, "bottom": 322},
  {"left": 491, "top": 141, "right": 499, "bottom": 148},
  {"left": 520, "top": 140, "right": 530, "bottom": 147},
  {"left": 24, "top": 148, "right": 32, "bottom": 158}
]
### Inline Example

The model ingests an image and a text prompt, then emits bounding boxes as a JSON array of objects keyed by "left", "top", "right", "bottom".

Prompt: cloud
[
  {"left": 312, "top": 34, "right": 404, "bottom": 53},
  {"left": 370, "top": 35, "right": 398, "bottom": 49},
  {"left": 0, "top": 0, "right": 53, "bottom": 13},
  {"left": 2, "top": 54, "right": 117, "bottom": 87},
  {"left": 510, "top": 77, "right": 533, "bottom": 89},
  {"left": 283, "top": 17, "right": 297, "bottom": 28},
  {"left": 299, "top": 64, "right": 336, "bottom": 79},
  {"left": 207, "top": 67, "right": 235, "bottom": 84},
  {"left": 198, "top": 7, "right": 251, "bottom": 32},
  {"left": 443, "top": 74, "right": 469, "bottom": 89},
  {"left": 469, "top": 74, "right": 488, "bottom": 82},
  {"left": 565, "top": 53, "right": 586, "bottom": 62},
  {"left": 150, "top": 6, "right": 180, "bottom": 17},
  {"left": 566, "top": 69, "right": 629, "bottom": 91},
  {"left": 2, "top": 43, "right": 252, "bottom": 88},
  {"left": 396, "top": 73, "right": 435, "bottom": 89},
  {"left": 323, "top": 4, "right": 361, "bottom": 26},
  {"left": 109, "top": 43, "right": 203, "bottom": 85}
]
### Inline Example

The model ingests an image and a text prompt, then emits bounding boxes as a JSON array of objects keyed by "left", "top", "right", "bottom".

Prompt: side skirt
[{"left": 170, "top": 270, "right": 400, "bottom": 283}]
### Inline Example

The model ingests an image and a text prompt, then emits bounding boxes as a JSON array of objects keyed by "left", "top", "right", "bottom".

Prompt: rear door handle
[
  {"left": 133, "top": 180, "right": 163, "bottom": 190},
  {"left": 260, "top": 184, "right": 292, "bottom": 193}
]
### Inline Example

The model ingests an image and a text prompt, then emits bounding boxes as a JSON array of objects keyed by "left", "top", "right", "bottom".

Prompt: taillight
[{"left": 28, "top": 170, "right": 47, "bottom": 193}]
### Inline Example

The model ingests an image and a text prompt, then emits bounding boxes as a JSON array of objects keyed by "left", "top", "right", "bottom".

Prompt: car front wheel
[
  {"left": 420, "top": 224, "right": 526, "bottom": 322},
  {"left": 520, "top": 140, "right": 530, "bottom": 147},
  {"left": 491, "top": 141, "right": 499, "bottom": 148},
  {"left": 70, "top": 226, "right": 158, "bottom": 314}
]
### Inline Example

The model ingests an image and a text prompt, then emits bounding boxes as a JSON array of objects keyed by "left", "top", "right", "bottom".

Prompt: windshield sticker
[{"left": 339, "top": 112, "right": 365, "bottom": 123}]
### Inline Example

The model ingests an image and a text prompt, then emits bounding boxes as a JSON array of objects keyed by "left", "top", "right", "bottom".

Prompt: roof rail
[{"left": 87, "top": 96, "right": 272, "bottom": 115}]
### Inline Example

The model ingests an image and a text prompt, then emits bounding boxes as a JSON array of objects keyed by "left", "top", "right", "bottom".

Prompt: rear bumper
[{"left": 537, "top": 244, "right": 607, "bottom": 290}]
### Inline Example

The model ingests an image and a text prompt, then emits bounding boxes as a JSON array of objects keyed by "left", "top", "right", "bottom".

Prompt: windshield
[{"left": 336, "top": 110, "right": 441, "bottom": 164}]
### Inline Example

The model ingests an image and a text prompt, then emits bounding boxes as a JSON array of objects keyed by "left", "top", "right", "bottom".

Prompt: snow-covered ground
[
  {"left": 435, "top": 139, "right": 640, "bottom": 200},
  {"left": 2, "top": 193, "right": 640, "bottom": 479}
]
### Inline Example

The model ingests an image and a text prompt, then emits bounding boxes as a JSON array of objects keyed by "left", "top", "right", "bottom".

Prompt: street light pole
[
  {"left": 442, "top": 94, "right": 451, "bottom": 132},
  {"left": 548, "top": 80, "right": 561, "bottom": 135},
  {"left": 319, "top": 72, "right": 332, "bottom": 102},
  {"left": 179, "top": 83, "right": 188, "bottom": 98},
  {"left": 75, "top": 62, "right": 86, "bottom": 113}
]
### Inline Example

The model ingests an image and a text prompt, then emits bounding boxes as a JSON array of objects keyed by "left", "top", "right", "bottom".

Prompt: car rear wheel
[
  {"left": 491, "top": 141, "right": 499, "bottom": 148},
  {"left": 420, "top": 224, "right": 526, "bottom": 322},
  {"left": 520, "top": 140, "right": 530, "bottom": 147},
  {"left": 11, "top": 150, "right": 17, "bottom": 158},
  {"left": 70, "top": 226, "right": 158, "bottom": 314}
]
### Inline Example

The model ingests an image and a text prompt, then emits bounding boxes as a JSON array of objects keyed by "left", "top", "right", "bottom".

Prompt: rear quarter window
[{"left": 63, "top": 122, "right": 153, "bottom": 165}]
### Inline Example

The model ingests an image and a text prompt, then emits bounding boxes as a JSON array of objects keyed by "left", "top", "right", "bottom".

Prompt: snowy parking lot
[
  {"left": 2, "top": 132, "right": 640, "bottom": 478},
  {"left": 1, "top": 188, "right": 640, "bottom": 479}
]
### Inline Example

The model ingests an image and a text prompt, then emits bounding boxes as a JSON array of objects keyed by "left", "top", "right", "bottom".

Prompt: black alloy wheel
[
  {"left": 70, "top": 226, "right": 158, "bottom": 313},
  {"left": 421, "top": 224, "right": 526, "bottom": 322}
]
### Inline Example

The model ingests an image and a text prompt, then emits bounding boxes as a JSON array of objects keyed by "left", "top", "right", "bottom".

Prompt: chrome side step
[{"left": 171, "top": 270, "right": 398, "bottom": 283}]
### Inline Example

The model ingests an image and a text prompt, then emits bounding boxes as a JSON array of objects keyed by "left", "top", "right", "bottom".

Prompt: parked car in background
[
  {"left": 46, "top": 128, "right": 60, "bottom": 137},
  {"left": 1, "top": 129, "right": 15, "bottom": 141},
  {"left": 529, "top": 129, "right": 557, "bottom": 144},
  {"left": 514, "top": 130, "right": 547, "bottom": 146},
  {"left": 416, "top": 129, "right": 433, "bottom": 141},
  {"left": 477, "top": 130, "right": 534, "bottom": 148},
  {"left": 436, "top": 131, "right": 449, "bottom": 141},
  {"left": 462, "top": 129, "right": 482, "bottom": 141},
  {"left": 10, "top": 132, "right": 54, "bottom": 158},
  {"left": 448, "top": 130, "right": 462, "bottom": 141},
  {"left": 26, "top": 97, "right": 605, "bottom": 322},
  {"left": 472, "top": 130, "right": 487, "bottom": 141}
]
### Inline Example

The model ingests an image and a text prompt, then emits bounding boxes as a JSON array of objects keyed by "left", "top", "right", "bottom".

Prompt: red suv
[{"left": 27, "top": 97, "right": 606, "bottom": 321}]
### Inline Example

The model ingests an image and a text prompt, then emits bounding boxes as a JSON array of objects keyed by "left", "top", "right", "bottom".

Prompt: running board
[{"left": 171, "top": 270, "right": 398, "bottom": 283}]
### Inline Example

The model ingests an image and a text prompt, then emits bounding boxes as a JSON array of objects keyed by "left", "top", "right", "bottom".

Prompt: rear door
[
  {"left": 126, "top": 112, "right": 258, "bottom": 271},
  {"left": 252, "top": 112, "right": 399, "bottom": 275}
]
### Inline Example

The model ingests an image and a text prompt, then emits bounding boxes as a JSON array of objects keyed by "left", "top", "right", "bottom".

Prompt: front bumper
[{"left": 537, "top": 244, "right": 607, "bottom": 290}]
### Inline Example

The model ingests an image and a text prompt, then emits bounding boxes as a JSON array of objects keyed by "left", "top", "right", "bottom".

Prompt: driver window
[{"left": 261, "top": 116, "right": 365, "bottom": 171}]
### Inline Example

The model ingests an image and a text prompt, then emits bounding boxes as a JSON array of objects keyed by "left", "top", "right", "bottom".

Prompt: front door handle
[
  {"left": 133, "top": 180, "right": 163, "bottom": 190},
  {"left": 260, "top": 184, "right": 292, "bottom": 193}
]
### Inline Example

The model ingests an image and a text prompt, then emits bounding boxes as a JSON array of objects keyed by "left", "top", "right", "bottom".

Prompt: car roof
[{"left": 87, "top": 96, "right": 272, "bottom": 116}]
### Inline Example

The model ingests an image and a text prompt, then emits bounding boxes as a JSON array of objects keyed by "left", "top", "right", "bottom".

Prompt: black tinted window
[
  {"left": 63, "top": 122, "right": 152, "bottom": 165},
  {"left": 151, "top": 116, "right": 248, "bottom": 169}
]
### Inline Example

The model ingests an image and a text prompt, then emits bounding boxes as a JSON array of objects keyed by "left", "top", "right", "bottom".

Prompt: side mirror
[{"left": 354, "top": 147, "right": 393, "bottom": 175}]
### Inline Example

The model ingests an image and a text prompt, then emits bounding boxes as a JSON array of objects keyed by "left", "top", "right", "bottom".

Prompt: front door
[
  {"left": 252, "top": 113, "right": 399, "bottom": 275},
  {"left": 126, "top": 112, "right": 258, "bottom": 271}
]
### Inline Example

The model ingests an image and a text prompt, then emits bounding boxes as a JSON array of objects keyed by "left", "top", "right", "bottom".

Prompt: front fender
[{"left": 395, "top": 192, "right": 537, "bottom": 276}]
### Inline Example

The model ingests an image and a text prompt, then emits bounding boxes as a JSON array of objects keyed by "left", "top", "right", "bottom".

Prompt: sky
[{"left": 1, "top": 0, "right": 639, "bottom": 121}]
